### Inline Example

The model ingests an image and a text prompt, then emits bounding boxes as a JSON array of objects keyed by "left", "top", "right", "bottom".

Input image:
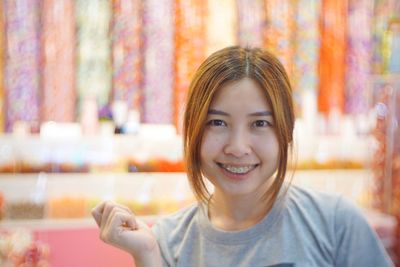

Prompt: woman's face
[{"left": 200, "top": 78, "right": 279, "bottom": 199}]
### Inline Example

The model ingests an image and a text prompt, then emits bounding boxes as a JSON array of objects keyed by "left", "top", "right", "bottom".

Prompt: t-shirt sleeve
[{"left": 333, "top": 196, "right": 394, "bottom": 267}]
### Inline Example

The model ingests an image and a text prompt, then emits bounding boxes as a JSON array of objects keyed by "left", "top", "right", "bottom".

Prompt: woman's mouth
[{"left": 217, "top": 163, "right": 258, "bottom": 174}]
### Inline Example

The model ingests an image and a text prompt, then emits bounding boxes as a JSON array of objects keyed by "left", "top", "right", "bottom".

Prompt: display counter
[
  {"left": 0, "top": 170, "right": 373, "bottom": 221},
  {"left": 0, "top": 170, "right": 397, "bottom": 266}
]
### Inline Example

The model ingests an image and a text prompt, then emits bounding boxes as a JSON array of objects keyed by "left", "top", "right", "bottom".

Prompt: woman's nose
[{"left": 223, "top": 129, "right": 252, "bottom": 157}]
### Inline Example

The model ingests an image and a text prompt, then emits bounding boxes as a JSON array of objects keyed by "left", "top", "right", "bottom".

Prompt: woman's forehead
[{"left": 208, "top": 78, "right": 271, "bottom": 112}]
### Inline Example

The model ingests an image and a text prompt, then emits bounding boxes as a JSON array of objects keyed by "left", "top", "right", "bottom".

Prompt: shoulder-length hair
[{"left": 183, "top": 46, "right": 295, "bottom": 206}]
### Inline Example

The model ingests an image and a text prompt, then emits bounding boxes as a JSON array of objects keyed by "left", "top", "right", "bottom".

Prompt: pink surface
[
  {"left": 34, "top": 227, "right": 135, "bottom": 267},
  {"left": 27, "top": 213, "right": 396, "bottom": 266}
]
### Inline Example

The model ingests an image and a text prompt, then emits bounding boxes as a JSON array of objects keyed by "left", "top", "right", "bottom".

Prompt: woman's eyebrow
[
  {"left": 208, "top": 109, "right": 229, "bottom": 116},
  {"left": 208, "top": 109, "right": 272, "bottom": 117},
  {"left": 248, "top": 111, "right": 273, "bottom": 117}
]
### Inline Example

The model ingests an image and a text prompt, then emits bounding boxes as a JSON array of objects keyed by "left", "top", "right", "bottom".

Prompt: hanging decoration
[
  {"left": 112, "top": 0, "right": 142, "bottom": 112},
  {"left": 372, "top": 0, "right": 394, "bottom": 74},
  {"left": 76, "top": 0, "right": 112, "bottom": 113},
  {"left": 4, "top": 0, "right": 41, "bottom": 132},
  {"left": 237, "top": 0, "right": 266, "bottom": 48},
  {"left": 345, "top": 0, "right": 373, "bottom": 115},
  {"left": 205, "top": 0, "right": 237, "bottom": 57},
  {"left": 388, "top": 19, "right": 400, "bottom": 73},
  {"left": 174, "top": 0, "right": 207, "bottom": 132},
  {"left": 263, "top": 0, "right": 295, "bottom": 77},
  {"left": 317, "top": 0, "right": 348, "bottom": 115},
  {"left": 0, "top": 0, "right": 5, "bottom": 132},
  {"left": 42, "top": 0, "right": 76, "bottom": 122},
  {"left": 293, "top": 0, "right": 321, "bottom": 94},
  {"left": 370, "top": 79, "right": 400, "bottom": 261},
  {"left": 142, "top": 0, "right": 174, "bottom": 124},
  {"left": 292, "top": 0, "right": 320, "bottom": 117}
]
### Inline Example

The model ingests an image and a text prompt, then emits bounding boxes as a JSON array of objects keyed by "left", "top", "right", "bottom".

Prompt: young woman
[{"left": 92, "top": 46, "right": 393, "bottom": 267}]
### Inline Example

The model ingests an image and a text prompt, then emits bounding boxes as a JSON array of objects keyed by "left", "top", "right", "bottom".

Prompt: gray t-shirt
[{"left": 152, "top": 185, "right": 393, "bottom": 267}]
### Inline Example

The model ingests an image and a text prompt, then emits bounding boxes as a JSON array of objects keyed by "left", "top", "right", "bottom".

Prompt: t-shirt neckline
[{"left": 196, "top": 185, "right": 288, "bottom": 244}]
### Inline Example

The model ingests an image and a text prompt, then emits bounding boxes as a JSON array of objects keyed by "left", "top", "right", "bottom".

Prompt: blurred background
[{"left": 0, "top": 0, "right": 399, "bottom": 266}]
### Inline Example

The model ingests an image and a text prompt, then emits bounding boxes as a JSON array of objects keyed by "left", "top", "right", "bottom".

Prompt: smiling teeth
[{"left": 222, "top": 164, "right": 254, "bottom": 174}]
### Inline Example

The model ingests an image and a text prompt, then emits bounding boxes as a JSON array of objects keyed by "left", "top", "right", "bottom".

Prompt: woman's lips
[{"left": 217, "top": 163, "right": 259, "bottom": 180}]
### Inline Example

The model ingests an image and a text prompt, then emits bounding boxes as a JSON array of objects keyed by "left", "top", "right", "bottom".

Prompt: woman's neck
[{"left": 208, "top": 192, "right": 273, "bottom": 231}]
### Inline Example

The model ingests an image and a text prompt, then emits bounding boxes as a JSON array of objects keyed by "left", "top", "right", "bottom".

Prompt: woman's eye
[
  {"left": 253, "top": 120, "right": 271, "bottom": 127},
  {"left": 207, "top": 119, "right": 226, "bottom": 127}
]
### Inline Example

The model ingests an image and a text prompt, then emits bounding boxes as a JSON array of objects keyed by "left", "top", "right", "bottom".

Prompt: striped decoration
[
  {"left": 205, "top": 0, "right": 237, "bottom": 57},
  {"left": 317, "top": 0, "right": 348, "bottom": 115},
  {"left": 142, "top": 0, "right": 174, "bottom": 124},
  {"left": 292, "top": 0, "right": 321, "bottom": 116},
  {"left": 345, "top": 0, "right": 373, "bottom": 114},
  {"left": 42, "top": 0, "right": 76, "bottom": 122},
  {"left": 263, "top": 0, "right": 296, "bottom": 77},
  {"left": 0, "top": 0, "right": 4, "bottom": 132},
  {"left": 236, "top": 0, "right": 266, "bottom": 48},
  {"left": 388, "top": 20, "right": 400, "bottom": 73},
  {"left": 292, "top": 0, "right": 320, "bottom": 92},
  {"left": 76, "top": 0, "right": 112, "bottom": 113},
  {"left": 174, "top": 0, "right": 207, "bottom": 132},
  {"left": 372, "top": 0, "right": 394, "bottom": 74},
  {"left": 4, "top": 0, "right": 41, "bottom": 132},
  {"left": 370, "top": 80, "right": 400, "bottom": 259},
  {"left": 112, "top": 0, "right": 143, "bottom": 112}
]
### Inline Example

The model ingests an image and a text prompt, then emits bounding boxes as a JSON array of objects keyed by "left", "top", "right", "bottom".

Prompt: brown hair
[{"left": 183, "top": 46, "right": 295, "bottom": 206}]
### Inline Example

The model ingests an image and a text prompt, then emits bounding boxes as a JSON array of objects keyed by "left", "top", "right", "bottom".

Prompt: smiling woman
[
  {"left": 92, "top": 46, "right": 394, "bottom": 267},
  {"left": 184, "top": 47, "right": 295, "bottom": 209}
]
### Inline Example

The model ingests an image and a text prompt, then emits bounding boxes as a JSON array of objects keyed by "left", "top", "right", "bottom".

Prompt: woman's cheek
[
  {"left": 201, "top": 131, "right": 223, "bottom": 159},
  {"left": 206, "top": 132, "right": 225, "bottom": 151}
]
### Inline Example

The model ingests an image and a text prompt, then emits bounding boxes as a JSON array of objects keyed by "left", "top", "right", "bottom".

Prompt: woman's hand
[{"left": 91, "top": 201, "right": 162, "bottom": 267}]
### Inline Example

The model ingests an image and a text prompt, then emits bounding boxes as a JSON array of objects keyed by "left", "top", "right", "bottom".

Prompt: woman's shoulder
[
  {"left": 283, "top": 184, "right": 365, "bottom": 227},
  {"left": 280, "top": 186, "right": 393, "bottom": 266},
  {"left": 158, "top": 202, "right": 199, "bottom": 224},
  {"left": 286, "top": 184, "right": 352, "bottom": 211},
  {"left": 151, "top": 202, "right": 201, "bottom": 238}
]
